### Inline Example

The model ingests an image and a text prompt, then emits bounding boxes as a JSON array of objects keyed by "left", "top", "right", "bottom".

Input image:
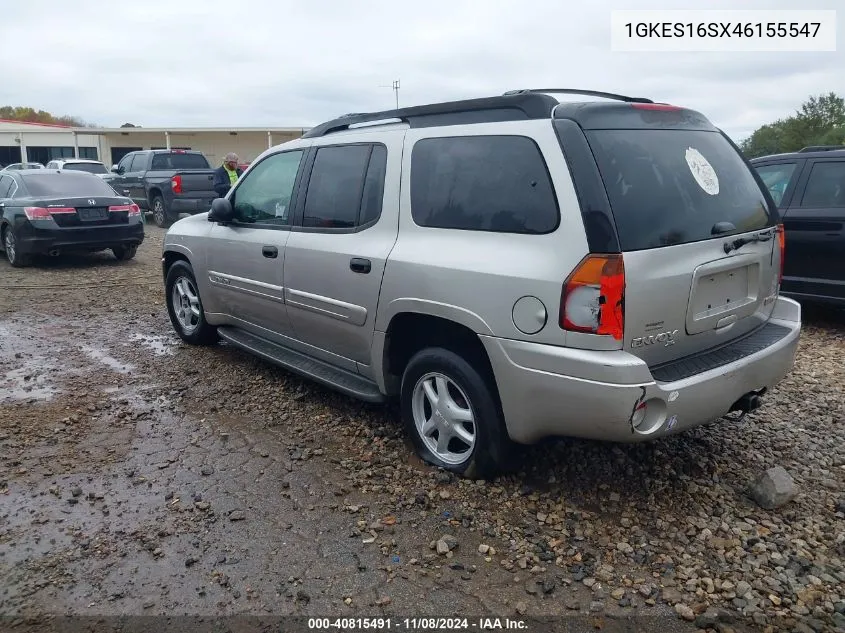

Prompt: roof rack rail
[
  {"left": 798, "top": 145, "right": 845, "bottom": 153},
  {"left": 301, "top": 92, "right": 559, "bottom": 138},
  {"left": 503, "top": 88, "right": 654, "bottom": 104}
]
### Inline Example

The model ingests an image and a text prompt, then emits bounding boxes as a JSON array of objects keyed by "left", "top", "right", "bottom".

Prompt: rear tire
[
  {"left": 400, "top": 347, "right": 513, "bottom": 479},
  {"left": 3, "top": 225, "right": 31, "bottom": 268},
  {"left": 112, "top": 244, "right": 138, "bottom": 261},
  {"left": 151, "top": 196, "right": 173, "bottom": 228},
  {"left": 165, "top": 260, "right": 217, "bottom": 345}
]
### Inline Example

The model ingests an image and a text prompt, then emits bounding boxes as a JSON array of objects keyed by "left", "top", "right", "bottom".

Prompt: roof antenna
[{"left": 379, "top": 79, "right": 401, "bottom": 109}]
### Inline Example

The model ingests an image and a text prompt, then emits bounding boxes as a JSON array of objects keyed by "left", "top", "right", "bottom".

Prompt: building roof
[
  {"left": 91, "top": 126, "right": 310, "bottom": 134},
  {"left": 0, "top": 120, "right": 310, "bottom": 134},
  {"left": 0, "top": 119, "right": 74, "bottom": 129}
]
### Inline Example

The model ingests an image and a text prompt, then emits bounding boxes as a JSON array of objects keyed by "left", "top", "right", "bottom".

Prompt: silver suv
[{"left": 162, "top": 89, "right": 802, "bottom": 477}]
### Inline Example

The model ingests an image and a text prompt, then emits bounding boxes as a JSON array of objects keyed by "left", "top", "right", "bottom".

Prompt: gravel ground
[{"left": 0, "top": 226, "right": 843, "bottom": 633}]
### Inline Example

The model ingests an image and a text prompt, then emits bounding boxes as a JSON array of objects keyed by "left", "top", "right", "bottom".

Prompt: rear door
[
  {"left": 574, "top": 117, "right": 781, "bottom": 368},
  {"left": 778, "top": 158, "right": 845, "bottom": 302},
  {"left": 283, "top": 133, "right": 397, "bottom": 370}
]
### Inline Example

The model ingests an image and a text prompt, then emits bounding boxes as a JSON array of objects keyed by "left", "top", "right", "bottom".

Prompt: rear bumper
[
  {"left": 482, "top": 296, "right": 802, "bottom": 445},
  {"left": 17, "top": 223, "right": 145, "bottom": 254},
  {"left": 169, "top": 197, "right": 215, "bottom": 215}
]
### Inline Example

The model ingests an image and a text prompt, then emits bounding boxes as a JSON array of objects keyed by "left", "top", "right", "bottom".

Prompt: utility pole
[{"left": 379, "top": 79, "right": 400, "bottom": 109}]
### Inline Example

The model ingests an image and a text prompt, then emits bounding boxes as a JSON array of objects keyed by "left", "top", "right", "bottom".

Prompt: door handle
[
  {"left": 350, "top": 257, "right": 371, "bottom": 274},
  {"left": 262, "top": 245, "right": 278, "bottom": 259}
]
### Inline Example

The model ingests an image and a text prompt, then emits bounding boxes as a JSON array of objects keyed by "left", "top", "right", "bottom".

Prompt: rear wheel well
[
  {"left": 384, "top": 313, "right": 497, "bottom": 394},
  {"left": 149, "top": 188, "right": 163, "bottom": 204}
]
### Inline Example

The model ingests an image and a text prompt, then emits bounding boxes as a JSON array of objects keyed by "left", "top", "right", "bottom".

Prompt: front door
[
  {"left": 108, "top": 153, "right": 135, "bottom": 199},
  {"left": 283, "top": 134, "right": 398, "bottom": 370},
  {"left": 205, "top": 148, "right": 307, "bottom": 340},
  {"left": 123, "top": 153, "right": 149, "bottom": 207}
]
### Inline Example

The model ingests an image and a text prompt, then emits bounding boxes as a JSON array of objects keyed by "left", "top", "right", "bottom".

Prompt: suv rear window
[
  {"left": 21, "top": 173, "right": 118, "bottom": 197},
  {"left": 151, "top": 153, "right": 210, "bottom": 170},
  {"left": 410, "top": 135, "right": 559, "bottom": 234},
  {"left": 586, "top": 129, "right": 774, "bottom": 251}
]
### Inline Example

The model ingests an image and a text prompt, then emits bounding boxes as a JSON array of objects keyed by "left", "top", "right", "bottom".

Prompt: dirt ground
[{"left": 1, "top": 225, "right": 843, "bottom": 633}]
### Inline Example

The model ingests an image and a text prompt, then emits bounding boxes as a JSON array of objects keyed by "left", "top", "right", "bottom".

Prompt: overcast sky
[{"left": 0, "top": 0, "right": 841, "bottom": 142}]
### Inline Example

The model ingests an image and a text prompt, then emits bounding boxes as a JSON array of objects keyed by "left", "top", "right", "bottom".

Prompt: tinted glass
[
  {"left": 800, "top": 162, "right": 845, "bottom": 208},
  {"left": 0, "top": 176, "right": 12, "bottom": 198},
  {"left": 410, "top": 136, "right": 559, "bottom": 234},
  {"left": 303, "top": 145, "right": 372, "bottom": 228},
  {"left": 150, "top": 153, "right": 210, "bottom": 170},
  {"left": 63, "top": 162, "right": 109, "bottom": 174},
  {"left": 754, "top": 162, "right": 797, "bottom": 207},
  {"left": 232, "top": 150, "right": 304, "bottom": 225},
  {"left": 117, "top": 154, "right": 134, "bottom": 172},
  {"left": 21, "top": 172, "right": 119, "bottom": 197},
  {"left": 359, "top": 145, "right": 387, "bottom": 225},
  {"left": 587, "top": 129, "right": 774, "bottom": 251}
]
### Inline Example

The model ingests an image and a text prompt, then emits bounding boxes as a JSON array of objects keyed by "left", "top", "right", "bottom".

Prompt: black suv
[{"left": 750, "top": 146, "right": 845, "bottom": 306}]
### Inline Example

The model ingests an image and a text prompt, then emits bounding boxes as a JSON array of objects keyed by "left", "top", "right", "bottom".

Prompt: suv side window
[
  {"left": 302, "top": 144, "right": 384, "bottom": 229},
  {"left": 800, "top": 161, "right": 845, "bottom": 207},
  {"left": 410, "top": 135, "right": 559, "bottom": 234},
  {"left": 231, "top": 150, "right": 304, "bottom": 226},
  {"left": 755, "top": 162, "right": 797, "bottom": 207}
]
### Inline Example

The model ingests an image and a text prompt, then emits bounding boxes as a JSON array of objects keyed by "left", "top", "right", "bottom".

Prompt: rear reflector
[
  {"left": 171, "top": 174, "right": 183, "bottom": 194},
  {"left": 631, "top": 103, "right": 681, "bottom": 111},
  {"left": 560, "top": 254, "right": 625, "bottom": 340},
  {"left": 776, "top": 224, "right": 785, "bottom": 285},
  {"left": 24, "top": 206, "right": 75, "bottom": 221},
  {"left": 109, "top": 203, "right": 141, "bottom": 216}
]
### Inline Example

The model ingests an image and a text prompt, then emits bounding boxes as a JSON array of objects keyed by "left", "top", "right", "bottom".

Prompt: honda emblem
[{"left": 88, "top": 199, "right": 96, "bottom": 205}]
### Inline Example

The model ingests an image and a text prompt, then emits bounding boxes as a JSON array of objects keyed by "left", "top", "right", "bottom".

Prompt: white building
[{"left": 0, "top": 120, "right": 309, "bottom": 168}]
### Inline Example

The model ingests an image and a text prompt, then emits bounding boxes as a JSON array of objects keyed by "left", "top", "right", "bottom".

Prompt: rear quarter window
[
  {"left": 586, "top": 129, "right": 774, "bottom": 251},
  {"left": 410, "top": 135, "right": 559, "bottom": 234},
  {"left": 753, "top": 162, "right": 798, "bottom": 207}
]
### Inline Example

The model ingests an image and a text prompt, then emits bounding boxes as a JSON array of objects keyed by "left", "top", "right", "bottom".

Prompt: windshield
[
  {"left": 21, "top": 172, "right": 120, "bottom": 197},
  {"left": 586, "top": 129, "right": 774, "bottom": 251},
  {"left": 63, "top": 162, "right": 108, "bottom": 174},
  {"left": 150, "top": 153, "right": 210, "bottom": 170}
]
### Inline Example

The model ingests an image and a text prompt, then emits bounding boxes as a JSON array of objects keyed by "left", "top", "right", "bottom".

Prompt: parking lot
[{"left": 0, "top": 227, "right": 843, "bottom": 632}]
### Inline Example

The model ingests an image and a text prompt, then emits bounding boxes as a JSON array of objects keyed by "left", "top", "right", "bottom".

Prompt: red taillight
[
  {"left": 777, "top": 224, "right": 786, "bottom": 285},
  {"left": 171, "top": 149, "right": 186, "bottom": 154},
  {"left": 560, "top": 254, "right": 625, "bottom": 340},
  {"left": 171, "top": 175, "right": 183, "bottom": 194},
  {"left": 24, "top": 206, "right": 75, "bottom": 221},
  {"left": 109, "top": 203, "right": 141, "bottom": 216},
  {"left": 631, "top": 103, "right": 681, "bottom": 111}
]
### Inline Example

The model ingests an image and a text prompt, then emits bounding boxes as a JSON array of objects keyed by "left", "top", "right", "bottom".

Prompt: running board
[{"left": 217, "top": 326, "right": 386, "bottom": 403}]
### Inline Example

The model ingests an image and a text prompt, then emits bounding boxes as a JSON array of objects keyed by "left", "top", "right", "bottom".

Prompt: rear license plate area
[
  {"left": 690, "top": 265, "right": 755, "bottom": 319},
  {"left": 78, "top": 207, "right": 108, "bottom": 221}
]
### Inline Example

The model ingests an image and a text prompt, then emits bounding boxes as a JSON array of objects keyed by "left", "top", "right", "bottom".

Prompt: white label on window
[{"left": 685, "top": 147, "right": 720, "bottom": 195}]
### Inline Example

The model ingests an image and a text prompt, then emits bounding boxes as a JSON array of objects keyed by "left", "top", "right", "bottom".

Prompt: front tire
[
  {"left": 165, "top": 260, "right": 217, "bottom": 345},
  {"left": 112, "top": 244, "right": 137, "bottom": 261},
  {"left": 3, "top": 225, "right": 31, "bottom": 268},
  {"left": 151, "top": 196, "right": 173, "bottom": 228},
  {"left": 400, "top": 347, "right": 513, "bottom": 479}
]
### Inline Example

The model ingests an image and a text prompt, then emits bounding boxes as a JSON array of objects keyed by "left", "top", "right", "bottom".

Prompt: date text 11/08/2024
[{"left": 307, "top": 617, "right": 528, "bottom": 630}]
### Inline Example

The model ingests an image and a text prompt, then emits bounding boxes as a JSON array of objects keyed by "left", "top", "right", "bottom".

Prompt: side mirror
[
  {"left": 111, "top": 165, "right": 120, "bottom": 173},
  {"left": 209, "top": 197, "right": 234, "bottom": 224}
]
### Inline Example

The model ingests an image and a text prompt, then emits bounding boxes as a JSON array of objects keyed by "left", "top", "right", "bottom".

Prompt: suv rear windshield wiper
[{"left": 723, "top": 227, "right": 775, "bottom": 254}]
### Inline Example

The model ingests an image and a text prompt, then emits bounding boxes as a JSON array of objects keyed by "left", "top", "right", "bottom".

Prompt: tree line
[{"left": 739, "top": 92, "right": 845, "bottom": 158}]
